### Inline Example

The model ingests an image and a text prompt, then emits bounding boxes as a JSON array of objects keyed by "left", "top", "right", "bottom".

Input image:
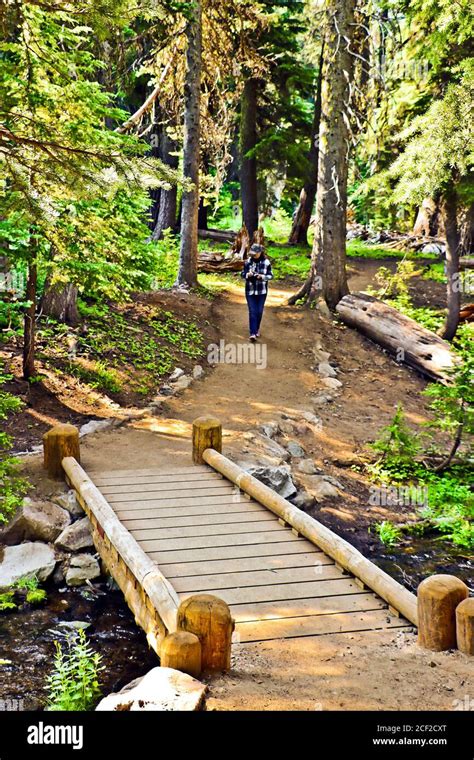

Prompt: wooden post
[
  {"left": 456, "top": 598, "right": 474, "bottom": 656},
  {"left": 43, "top": 424, "right": 80, "bottom": 479},
  {"left": 192, "top": 416, "right": 222, "bottom": 464},
  {"left": 177, "top": 594, "right": 233, "bottom": 672},
  {"left": 160, "top": 631, "right": 202, "bottom": 677},
  {"left": 418, "top": 574, "right": 469, "bottom": 651}
]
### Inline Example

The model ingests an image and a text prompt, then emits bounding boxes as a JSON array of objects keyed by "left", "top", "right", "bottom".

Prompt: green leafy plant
[
  {"left": 0, "top": 366, "right": 29, "bottom": 523},
  {"left": 13, "top": 574, "right": 47, "bottom": 605},
  {"left": 46, "top": 629, "right": 103, "bottom": 711},
  {"left": 370, "top": 405, "right": 421, "bottom": 468},
  {"left": 0, "top": 592, "right": 17, "bottom": 612},
  {"left": 375, "top": 521, "right": 403, "bottom": 547}
]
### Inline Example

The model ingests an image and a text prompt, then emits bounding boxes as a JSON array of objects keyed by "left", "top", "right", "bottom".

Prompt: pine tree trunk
[
  {"left": 176, "top": 0, "right": 202, "bottom": 288},
  {"left": 439, "top": 183, "right": 461, "bottom": 341},
  {"left": 413, "top": 197, "right": 443, "bottom": 237},
  {"left": 240, "top": 78, "right": 259, "bottom": 238},
  {"left": 41, "top": 279, "right": 79, "bottom": 326},
  {"left": 289, "top": 0, "right": 355, "bottom": 309},
  {"left": 151, "top": 130, "right": 178, "bottom": 240},
  {"left": 23, "top": 261, "right": 37, "bottom": 380},
  {"left": 288, "top": 46, "right": 324, "bottom": 246}
]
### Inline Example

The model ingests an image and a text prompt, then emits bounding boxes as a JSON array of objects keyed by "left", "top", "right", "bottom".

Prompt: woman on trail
[{"left": 241, "top": 243, "right": 273, "bottom": 342}]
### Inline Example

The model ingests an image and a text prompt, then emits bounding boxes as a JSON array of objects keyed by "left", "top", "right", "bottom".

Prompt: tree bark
[
  {"left": 151, "top": 129, "right": 178, "bottom": 240},
  {"left": 413, "top": 197, "right": 443, "bottom": 237},
  {"left": 240, "top": 78, "right": 259, "bottom": 238},
  {"left": 288, "top": 46, "right": 324, "bottom": 246},
  {"left": 23, "top": 261, "right": 37, "bottom": 380},
  {"left": 439, "top": 183, "right": 461, "bottom": 341},
  {"left": 289, "top": 0, "right": 355, "bottom": 309},
  {"left": 41, "top": 279, "right": 79, "bottom": 326},
  {"left": 176, "top": 0, "right": 202, "bottom": 288}
]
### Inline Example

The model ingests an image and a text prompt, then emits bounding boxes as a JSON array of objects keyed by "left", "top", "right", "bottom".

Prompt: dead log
[
  {"left": 198, "top": 228, "right": 236, "bottom": 243},
  {"left": 336, "top": 293, "right": 458, "bottom": 382},
  {"left": 197, "top": 251, "right": 242, "bottom": 273},
  {"left": 459, "top": 257, "right": 474, "bottom": 270},
  {"left": 232, "top": 225, "right": 250, "bottom": 259}
]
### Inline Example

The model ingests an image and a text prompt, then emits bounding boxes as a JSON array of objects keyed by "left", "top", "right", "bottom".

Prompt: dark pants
[{"left": 246, "top": 292, "right": 267, "bottom": 336}]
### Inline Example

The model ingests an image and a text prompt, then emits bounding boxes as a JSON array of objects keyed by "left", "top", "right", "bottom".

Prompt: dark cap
[{"left": 250, "top": 244, "right": 264, "bottom": 254}]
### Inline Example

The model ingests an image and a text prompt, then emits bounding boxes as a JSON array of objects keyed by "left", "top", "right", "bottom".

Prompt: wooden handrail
[{"left": 202, "top": 448, "right": 418, "bottom": 626}]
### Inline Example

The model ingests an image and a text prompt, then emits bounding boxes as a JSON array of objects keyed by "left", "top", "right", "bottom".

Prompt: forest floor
[{"left": 16, "top": 259, "right": 474, "bottom": 711}]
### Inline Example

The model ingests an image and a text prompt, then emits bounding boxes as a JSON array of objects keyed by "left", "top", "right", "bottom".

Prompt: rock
[
  {"left": 55, "top": 517, "right": 94, "bottom": 552},
  {"left": 173, "top": 375, "right": 193, "bottom": 392},
  {"left": 0, "top": 542, "right": 56, "bottom": 587},
  {"left": 258, "top": 422, "right": 279, "bottom": 439},
  {"left": 54, "top": 491, "right": 84, "bottom": 517},
  {"left": 0, "top": 499, "right": 70, "bottom": 545},
  {"left": 298, "top": 475, "right": 340, "bottom": 501},
  {"left": 314, "top": 349, "right": 331, "bottom": 363},
  {"left": 286, "top": 440, "right": 306, "bottom": 458},
  {"left": 321, "top": 377, "right": 342, "bottom": 390},
  {"left": 300, "top": 411, "right": 321, "bottom": 426},
  {"left": 192, "top": 365, "right": 204, "bottom": 380},
  {"left": 421, "top": 243, "right": 444, "bottom": 254},
  {"left": 312, "top": 394, "right": 333, "bottom": 405},
  {"left": 278, "top": 420, "right": 295, "bottom": 435},
  {"left": 296, "top": 459, "right": 318, "bottom": 474},
  {"left": 169, "top": 367, "right": 184, "bottom": 382},
  {"left": 291, "top": 491, "right": 316, "bottom": 510},
  {"left": 58, "top": 621, "right": 91, "bottom": 632},
  {"left": 318, "top": 362, "right": 337, "bottom": 378},
  {"left": 322, "top": 475, "right": 344, "bottom": 490},
  {"left": 79, "top": 419, "right": 113, "bottom": 437},
  {"left": 95, "top": 667, "right": 207, "bottom": 711},
  {"left": 65, "top": 554, "right": 101, "bottom": 586},
  {"left": 159, "top": 384, "right": 175, "bottom": 396},
  {"left": 240, "top": 464, "right": 297, "bottom": 499},
  {"left": 232, "top": 433, "right": 290, "bottom": 468}
]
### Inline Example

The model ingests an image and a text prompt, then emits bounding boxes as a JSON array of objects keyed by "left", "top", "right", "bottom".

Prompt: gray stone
[
  {"left": 278, "top": 420, "right": 295, "bottom": 435},
  {"left": 79, "top": 419, "right": 113, "bottom": 437},
  {"left": 192, "top": 365, "right": 204, "bottom": 380},
  {"left": 58, "top": 620, "right": 91, "bottom": 632},
  {"left": 65, "top": 554, "right": 101, "bottom": 586},
  {"left": 314, "top": 349, "right": 331, "bottom": 363},
  {"left": 292, "top": 491, "right": 316, "bottom": 510},
  {"left": 258, "top": 422, "right": 279, "bottom": 439},
  {"left": 0, "top": 542, "right": 56, "bottom": 587},
  {"left": 296, "top": 459, "right": 318, "bottom": 474},
  {"left": 55, "top": 517, "right": 94, "bottom": 552},
  {"left": 322, "top": 475, "right": 344, "bottom": 490},
  {"left": 321, "top": 377, "right": 342, "bottom": 390},
  {"left": 95, "top": 667, "right": 207, "bottom": 711},
  {"left": 421, "top": 243, "right": 444, "bottom": 254},
  {"left": 54, "top": 490, "right": 84, "bottom": 517},
  {"left": 286, "top": 440, "right": 306, "bottom": 458},
  {"left": 169, "top": 367, "right": 184, "bottom": 382},
  {"left": 301, "top": 475, "right": 340, "bottom": 501},
  {"left": 1, "top": 499, "right": 70, "bottom": 545},
  {"left": 173, "top": 375, "right": 193, "bottom": 392},
  {"left": 312, "top": 393, "right": 333, "bottom": 405},
  {"left": 240, "top": 464, "right": 296, "bottom": 499},
  {"left": 159, "top": 384, "right": 175, "bottom": 396},
  {"left": 300, "top": 411, "right": 321, "bottom": 426},
  {"left": 318, "top": 362, "right": 337, "bottom": 378}
]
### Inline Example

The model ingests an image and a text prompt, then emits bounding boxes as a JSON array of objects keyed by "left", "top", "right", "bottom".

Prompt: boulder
[
  {"left": 286, "top": 440, "right": 306, "bottom": 458},
  {"left": 55, "top": 517, "right": 94, "bottom": 552},
  {"left": 173, "top": 375, "right": 193, "bottom": 392},
  {"left": 278, "top": 420, "right": 295, "bottom": 435},
  {"left": 291, "top": 491, "right": 316, "bottom": 510},
  {"left": 296, "top": 459, "right": 318, "bottom": 475},
  {"left": 232, "top": 433, "right": 290, "bottom": 468},
  {"left": 296, "top": 474, "right": 340, "bottom": 501},
  {"left": 0, "top": 499, "right": 70, "bottom": 545},
  {"left": 258, "top": 421, "right": 279, "bottom": 439},
  {"left": 321, "top": 377, "right": 342, "bottom": 390},
  {"left": 192, "top": 365, "right": 204, "bottom": 380},
  {"left": 79, "top": 419, "right": 113, "bottom": 437},
  {"left": 240, "top": 464, "right": 297, "bottom": 499},
  {"left": 313, "top": 349, "right": 331, "bottom": 363},
  {"left": 159, "top": 384, "right": 175, "bottom": 396},
  {"left": 169, "top": 367, "right": 184, "bottom": 382},
  {"left": 0, "top": 542, "right": 56, "bottom": 587},
  {"left": 318, "top": 362, "right": 337, "bottom": 378},
  {"left": 54, "top": 491, "right": 84, "bottom": 517},
  {"left": 312, "top": 394, "right": 334, "bottom": 405},
  {"left": 65, "top": 554, "right": 101, "bottom": 586},
  {"left": 95, "top": 667, "right": 207, "bottom": 711},
  {"left": 300, "top": 411, "right": 321, "bottom": 426}
]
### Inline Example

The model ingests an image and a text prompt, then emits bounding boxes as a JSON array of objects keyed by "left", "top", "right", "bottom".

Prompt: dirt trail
[{"left": 25, "top": 272, "right": 474, "bottom": 711}]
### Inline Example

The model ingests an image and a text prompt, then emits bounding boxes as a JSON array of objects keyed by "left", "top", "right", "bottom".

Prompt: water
[{"left": 0, "top": 583, "right": 158, "bottom": 711}]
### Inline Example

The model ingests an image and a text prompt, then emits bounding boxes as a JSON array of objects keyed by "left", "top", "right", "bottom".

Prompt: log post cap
[
  {"left": 177, "top": 594, "right": 234, "bottom": 672},
  {"left": 418, "top": 574, "right": 469, "bottom": 600},
  {"left": 179, "top": 593, "right": 232, "bottom": 623},
  {"left": 192, "top": 416, "right": 221, "bottom": 431},
  {"left": 456, "top": 598, "right": 474, "bottom": 656},
  {"left": 456, "top": 598, "right": 474, "bottom": 615},
  {"left": 43, "top": 423, "right": 79, "bottom": 440}
]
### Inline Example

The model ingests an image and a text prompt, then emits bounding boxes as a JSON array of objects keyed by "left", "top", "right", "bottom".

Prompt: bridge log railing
[
  {"left": 62, "top": 456, "right": 180, "bottom": 654},
  {"left": 201, "top": 446, "right": 419, "bottom": 627}
]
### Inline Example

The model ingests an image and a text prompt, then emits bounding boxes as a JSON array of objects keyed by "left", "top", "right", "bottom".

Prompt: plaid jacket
[{"left": 241, "top": 256, "right": 273, "bottom": 295}]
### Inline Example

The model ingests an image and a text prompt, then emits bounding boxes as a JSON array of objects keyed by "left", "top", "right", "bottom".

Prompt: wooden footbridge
[{"left": 43, "top": 417, "right": 421, "bottom": 674}]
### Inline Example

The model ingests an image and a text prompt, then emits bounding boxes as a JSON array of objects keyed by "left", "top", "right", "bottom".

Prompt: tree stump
[
  {"left": 160, "top": 631, "right": 202, "bottom": 677},
  {"left": 192, "top": 416, "right": 222, "bottom": 464},
  {"left": 177, "top": 594, "right": 233, "bottom": 671},
  {"left": 456, "top": 598, "right": 474, "bottom": 656},
  {"left": 418, "top": 574, "right": 469, "bottom": 651},
  {"left": 43, "top": 424, "right": 80, "bottom": 480}
]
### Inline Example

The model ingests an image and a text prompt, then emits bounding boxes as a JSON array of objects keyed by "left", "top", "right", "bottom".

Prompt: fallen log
[
  {"left": 336, "top": 292, "right": 458, "bottom": 382},
  {"left": 198, "top": 228, "right": 236, "bottom": 243},
  {"left": 459, "top": 257, "right": 474, "bottom": 270},
  {"left": 197, "top": 251, "right": 242, "bottom": 273}
]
